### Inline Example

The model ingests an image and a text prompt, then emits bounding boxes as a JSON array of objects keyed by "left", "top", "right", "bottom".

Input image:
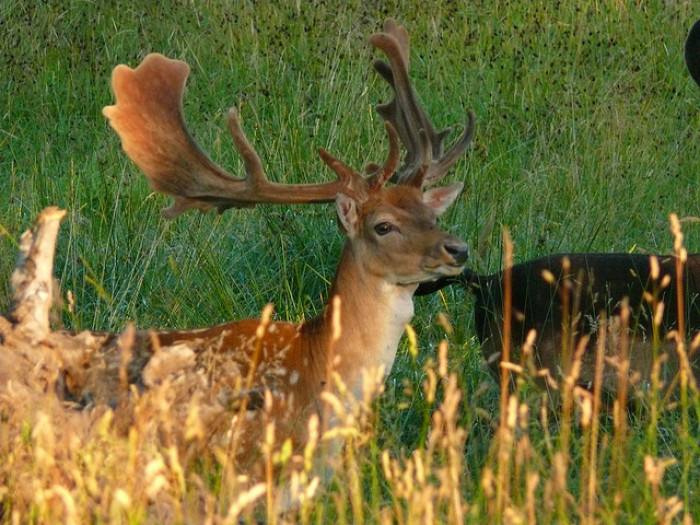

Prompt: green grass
[{"left": 2, "top": 1, "right": 700, "bottom": 522}]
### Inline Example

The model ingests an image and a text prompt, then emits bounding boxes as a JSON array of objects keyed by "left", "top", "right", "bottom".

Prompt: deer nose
[{"left": 443, "top": 240, "right": 469, "bottom": 265}]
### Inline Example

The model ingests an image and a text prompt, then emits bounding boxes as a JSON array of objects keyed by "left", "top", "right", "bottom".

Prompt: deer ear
[
  {"left": 335, "top": 193, "right": 360, "bottom": 237},
  {"left": 422, "top": 182, "right": 464, "bottom": 216}
]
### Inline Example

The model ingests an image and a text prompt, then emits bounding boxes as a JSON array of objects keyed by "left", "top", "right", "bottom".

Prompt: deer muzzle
[{"left": 442, "top": 238, "right": 469, "bottom": 266}]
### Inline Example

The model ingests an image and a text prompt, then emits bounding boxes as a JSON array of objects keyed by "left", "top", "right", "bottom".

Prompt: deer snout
[{"left": 442, "top": 239, "right": 469, "bottom": 265}]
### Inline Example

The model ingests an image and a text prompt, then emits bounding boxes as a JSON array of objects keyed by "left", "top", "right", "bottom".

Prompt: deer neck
[{"left": 305, "top": 243, "right": 416, "bottom": 398}]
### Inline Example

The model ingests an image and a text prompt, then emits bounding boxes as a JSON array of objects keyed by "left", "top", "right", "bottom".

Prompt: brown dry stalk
[{"left": 9, "top": 206, "right": 66, "bottom": 343}]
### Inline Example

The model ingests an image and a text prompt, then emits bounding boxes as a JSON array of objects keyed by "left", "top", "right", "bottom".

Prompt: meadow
[{"left": 1, "top": 1, "right": 699, "bottom": 523}]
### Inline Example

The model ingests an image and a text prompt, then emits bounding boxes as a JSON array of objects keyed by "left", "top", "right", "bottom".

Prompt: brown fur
[{"left": 68, "top": 186, "right": 467, "bottom": 473}]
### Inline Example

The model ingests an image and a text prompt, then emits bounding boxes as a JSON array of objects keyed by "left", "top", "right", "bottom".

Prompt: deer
[
  {"left": 414, "top": 21, "right": 700, "bottom": 399},
  {"left": 417, "top": 253, "right": 700, "bottom": 395},
  {"left": 94, "top": 19, "right": 474, "bottom": 479}
]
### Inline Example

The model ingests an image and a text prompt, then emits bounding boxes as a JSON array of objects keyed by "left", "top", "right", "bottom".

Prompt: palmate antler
[
  {"left": 370, "top": 19, "right": 476, "bottom": 188},
  {"left": 103, "top": 54, "right": 392, "bottom": 217}
]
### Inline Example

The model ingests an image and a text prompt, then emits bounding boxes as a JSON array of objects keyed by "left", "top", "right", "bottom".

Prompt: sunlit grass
[{"left": 1, "top": 1, "right": 699, "bottom": 523}]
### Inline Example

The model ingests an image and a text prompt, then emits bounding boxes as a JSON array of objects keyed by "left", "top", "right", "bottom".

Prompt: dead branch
[{"left": 9, "top": 206, "right": 66, "bottom": 343}]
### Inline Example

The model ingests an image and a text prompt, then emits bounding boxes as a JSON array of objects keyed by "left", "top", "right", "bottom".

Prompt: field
[{"left": 1, "top": 1, "right": 700, "bottom": 523}]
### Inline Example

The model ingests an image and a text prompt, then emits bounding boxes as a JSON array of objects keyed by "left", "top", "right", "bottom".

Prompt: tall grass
[{"left": 1, "top": 1, "right": 699, "bottom": 523}]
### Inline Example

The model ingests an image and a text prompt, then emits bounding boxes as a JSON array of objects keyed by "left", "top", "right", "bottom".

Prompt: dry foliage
[{"left": 0, "top": 209, "right": 697, "bottom": 523}]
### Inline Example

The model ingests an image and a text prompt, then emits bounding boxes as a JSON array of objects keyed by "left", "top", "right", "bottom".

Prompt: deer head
[{"left": 317, "top": 143, "right": 467, "bottom": 288}]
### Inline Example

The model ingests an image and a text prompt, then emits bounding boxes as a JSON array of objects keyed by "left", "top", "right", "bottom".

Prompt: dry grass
[{"left": 0, "top": 212, "right": 698, "bottom": 524}]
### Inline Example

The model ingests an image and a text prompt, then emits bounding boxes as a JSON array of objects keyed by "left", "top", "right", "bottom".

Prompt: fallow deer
[
  {"left": 415, "top": 21, "right": 700, "bottom": 397},
  {"left": 417, "top": 254, "right": 700, "bottom": 394},
  {"left": 97, "top": 19, "right": 474, "bottom": 473}
]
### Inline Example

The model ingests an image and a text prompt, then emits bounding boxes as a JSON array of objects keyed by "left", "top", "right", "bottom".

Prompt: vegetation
[{"left": 1, "top": 1, "right": 699, "bottom": 523}]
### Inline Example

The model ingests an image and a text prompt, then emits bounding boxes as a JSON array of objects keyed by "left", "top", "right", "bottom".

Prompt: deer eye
[{"left": 374, "top": 222, "right": 395, "bottom": 236}]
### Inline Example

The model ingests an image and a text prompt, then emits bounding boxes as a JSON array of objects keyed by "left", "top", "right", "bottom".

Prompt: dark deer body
[{"left": 418, "top": 254, "right": 700, "bottom": 391}]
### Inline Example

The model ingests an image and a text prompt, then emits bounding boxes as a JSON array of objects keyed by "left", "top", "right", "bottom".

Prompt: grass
[{"left": 1, "top": 0, "right": 699, "bottom": 523}]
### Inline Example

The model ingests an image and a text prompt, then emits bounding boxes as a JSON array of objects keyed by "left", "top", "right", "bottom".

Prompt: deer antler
[
  {"left": 370, "top": 19, "right": 475, "bottom": 188},
  {"left": 103, "top": 54, "right": 363, "bottom": 218},
  {"left": 319, "top": 122, "right": 400, "bottom": 199}
]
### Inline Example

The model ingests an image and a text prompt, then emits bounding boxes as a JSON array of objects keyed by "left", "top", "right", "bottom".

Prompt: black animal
[
  {"left": 685, "top": 18, "right": 700, "bottom": 87},
  {"left": 418, "top": 254, "right": 700, "bottom": 392}
]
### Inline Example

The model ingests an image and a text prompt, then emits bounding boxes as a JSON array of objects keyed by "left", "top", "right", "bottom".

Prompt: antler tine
[
  {"left": 414, "top": 128, "right": 434, "bottom": 187},
  {"left": 226, "top": 107, "right": 266, "bottom": 188},
  {"left": 371, "top": 47, "right": 434, "bottom": 184},
  {"left": 380, "top": 122, "right": 401, "bottom": 184},
  {"left": 318, "top": 148, "right": 368, "bottom": 201},
  {"left": 423, "top": 110, "right": 475, "bottom": 186},
  {"left": 103, "top": 53, "right": 356, "bottom": 218},
  {"left": 370, "top": 19, "right": 475, "bottom": 188},
  {"left": 368, "top": 122, "right": 400, "bottom": 190}
]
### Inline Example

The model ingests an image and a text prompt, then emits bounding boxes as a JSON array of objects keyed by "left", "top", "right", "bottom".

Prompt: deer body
[
  {"left": 78, "top": 185, "right": 468, "bottom": 469},
  {"left": 147, "top": 252, "right": 418, "bottom": 463},
  {"left": 143, "top": 196, "right": 442, "bottom": 462},
  {"left": 419, "top": 253, "right": 700, "bottom": 393}
]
